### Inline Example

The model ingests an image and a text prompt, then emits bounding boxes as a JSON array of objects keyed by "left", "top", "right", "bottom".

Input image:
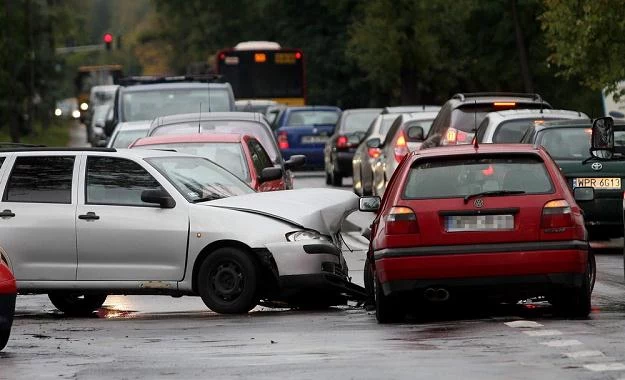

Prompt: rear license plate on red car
[{"left": 445, "top": 214, "right": 514, "bottom": 232}]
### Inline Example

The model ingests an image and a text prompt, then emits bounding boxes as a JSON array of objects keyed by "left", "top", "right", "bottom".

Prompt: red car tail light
[
  {"left": 368, "top": 147, "right": 381, "bottom": 159},
  {"left": 336, "top": 135, "right": 349, "bottom": 149},
  {"left": 394, "top": 132, "right": 409, "bottom": 162},
  {"left": 278, "top": 132, "right": 289, "bottom": 150},
  {"left": 443, "top": 128, "right": 469, "bottom": 145},
  {"left": 541, "top": 200, "right": 573, "bottom": 230},
  {"left": 385, "top": 206, "right": 418, "bottom": 235}
]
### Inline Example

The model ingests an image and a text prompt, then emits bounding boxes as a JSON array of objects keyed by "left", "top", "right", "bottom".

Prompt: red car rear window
[{"left": 403, "top": 155, "right": 554, "bottom": 199}]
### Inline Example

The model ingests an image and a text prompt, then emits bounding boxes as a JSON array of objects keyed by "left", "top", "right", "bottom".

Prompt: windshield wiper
[
  {"left": 463, "top": 190, "right": 526, "bottom": 204},
  {"left": 192, "top": 194, "right": 224, "bottom": 203}
]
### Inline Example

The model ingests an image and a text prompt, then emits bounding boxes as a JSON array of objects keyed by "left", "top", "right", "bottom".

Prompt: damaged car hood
[{"left": 201, "top": 188, "right": 359, "bottom": 235}]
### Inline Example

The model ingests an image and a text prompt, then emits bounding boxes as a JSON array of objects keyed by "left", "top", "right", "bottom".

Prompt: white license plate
[
  {"left": 445, "top": 214, "right": 514, "bottom": 232},
  {"left": 573, "top": 177, "right": 621, "bottom": 189},
  {"left": 301, "top": 135, "right": 329, "bottom": 144}
]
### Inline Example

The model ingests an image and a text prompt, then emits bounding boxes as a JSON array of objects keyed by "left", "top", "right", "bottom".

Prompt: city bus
[
  {"left": 215, "top": 41, "right": 306, "bottom": 106},
  {"left": 75, "top": 64, "right": 123, "bottom": 114}
]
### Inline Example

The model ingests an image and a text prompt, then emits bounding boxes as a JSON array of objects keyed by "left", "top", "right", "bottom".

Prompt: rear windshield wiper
[{"left": 463, "top": 190, "right": 526, "bottom": 204}]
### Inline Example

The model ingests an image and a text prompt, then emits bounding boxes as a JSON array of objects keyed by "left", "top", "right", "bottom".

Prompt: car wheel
[
  {"left": 0, "top": 329, "right": 9, "bottom": 351},
  {"left": 374, "top": 274, "right": 403, "bottom": 323},
  {"left": 325, "top": 169, "right": 332, "bottom": 185},
  {"left": 588, "top": 249, "right": 596, "bottom": 292},
  {"left": 198, "top": 247, "right": 258, "bottom": 314},
  {"left": 552, "top": 258, "right": 592, "bottom": 318},
  {"left": 330, "top": 170, "right": 342, "bottom": 187},
  {"left": 363, "top": 258, "right": 375, "bottom": 310},
  {"left": 48, "top": 292, "right": 107, "bottom": 316}
]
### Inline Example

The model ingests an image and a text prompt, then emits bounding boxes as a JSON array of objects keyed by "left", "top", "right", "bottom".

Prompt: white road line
[
  {"left": 564, "top": 350, "right": 604, "bottom": 359},
  {"left": 584, "top": 363, "right": 625, "bottom": 372},
  {"left": 541, "top": 339, "right": 583, "bottom": 347},
  {"left": 505, "top": 320, "right": 544, "bottom": 328},
  {"left": 523, "top": 330, "right": 562, "bottom": 337}
]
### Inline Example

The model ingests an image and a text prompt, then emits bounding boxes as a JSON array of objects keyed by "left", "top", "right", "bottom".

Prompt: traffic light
[{"left": 103, "top": 33, "right": 113, "bottom": 51}]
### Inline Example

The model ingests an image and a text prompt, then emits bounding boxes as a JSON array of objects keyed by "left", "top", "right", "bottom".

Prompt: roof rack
[
  {"left": 119, "top": 75, "right": 224, "bottom": 86},
  {"left": 0, "top": 147, "right": 116, "bottom": 153},
  {"left": 452, "top": 92, "right": 543, "bottom": 102}
]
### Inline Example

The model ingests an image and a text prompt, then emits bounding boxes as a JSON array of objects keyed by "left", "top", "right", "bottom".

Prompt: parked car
[
  {"left": 235, "top": 99, "right": 278, "bottom": 113},
  {"left": 0, "top": 259, "right": 16, "bottom": 351},
  {"left": 107, "top": 121, "right": 150, "bottom": 148},
  {"left": 147, "top": 112, "right": 304, "bottom": 189},
  {"left": 520, "top": 119, "right": 625, "bottom": 241},
  {"left": 360, "top": 144, "right": 594, "bottom": 323},
  {"left": 131, "top": 133, "right": 287, "bottom": 191},
  {"left": 352, "top": 113, "right": 401, "bottom": 195},
  {"left": 370, "top": 111, "right": 438, "bottom": 196},
  {"left": 104, "top": 76, "right": 236, "bottom": 139},
  {"left": 324, "top": 108, "right": 382, "bottom": 186},
  {"left": 0, "top": 147, "right": 365, "bottom": 315},
  {"left": 273, "top": 106, "right": 342, "bottom": 169},
  {"left": 381, "top": 105, "right": 440, "bottom": 114},
  {"left": 475, "top": 109, "right": 588, "bottom": 144},
  {"left": 422, "top": 92, "right": 552, "bottom": 147}
]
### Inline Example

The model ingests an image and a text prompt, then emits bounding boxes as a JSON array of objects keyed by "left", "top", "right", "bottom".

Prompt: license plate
[
  {"left": 573, "top": 177, "right": 621, "bottom": 189},
  {"left": 301, "top": 135, "right": 329, "bottom": 144},
  {"left": 445, "top": 214, "right": 514, "bottom": 232}
]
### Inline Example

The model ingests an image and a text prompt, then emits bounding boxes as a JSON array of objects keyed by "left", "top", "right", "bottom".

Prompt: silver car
[
  {"left": 475, "top": 108, "right": 588, "bottom": 143},
  {"left": 0, "top": 148, "right": 362, "bottom": 315},
  {"left": 107, "top": 121, "right": 151, "bottom": 148}
]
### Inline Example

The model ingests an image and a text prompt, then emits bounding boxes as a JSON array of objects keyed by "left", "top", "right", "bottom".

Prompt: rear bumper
[
  {"left": 374, "top": 240, "right": 588, "bottom": 296},
  {"left": 0, "top": 293, "right": 16, "bottom": 332}
]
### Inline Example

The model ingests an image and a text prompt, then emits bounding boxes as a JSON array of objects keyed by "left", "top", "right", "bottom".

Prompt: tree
[{"left": 541, "top": 1, "right": 625, "bottom": 96}]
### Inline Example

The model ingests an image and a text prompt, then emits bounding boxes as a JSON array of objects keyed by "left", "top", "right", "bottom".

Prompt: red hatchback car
[
  {"left": 360, "top": 144, "right": 595, "bottom": 323},
  {"left": 0, "top": 260, "right": 16, "bottom": 350},
  {"left": 130, "top": 133, "right": 286, "bottom": 192}
]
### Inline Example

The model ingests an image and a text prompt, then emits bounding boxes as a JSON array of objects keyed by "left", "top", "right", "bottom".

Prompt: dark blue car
[{"left": 274, "top": 106, "right": 341, "bottom": 168}]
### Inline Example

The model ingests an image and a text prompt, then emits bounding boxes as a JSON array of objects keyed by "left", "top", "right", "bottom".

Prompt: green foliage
[{"left": 541, "top": 0, "right": 625, "bottom": 96}]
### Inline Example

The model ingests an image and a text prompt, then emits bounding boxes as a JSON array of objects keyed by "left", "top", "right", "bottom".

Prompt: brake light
[
  {"left": 385, "top": 206, "right": 418, "bottom": 235},
  {"left": 444, "top": 128, "right": 469, "bottom": 145},
  {"left": 541, "top": 200, "right": 573, "bottom": 231},
  {"left": 494, "top": 102, "right": 516, "bottom": 107},
  {"left": 394, "top": 132, "right": 408, "bottom": 162},
  {"left": 278, "top": 132, "right": 289, "bottom": 150},
  {"left": 336, "top": 135, "right": 349, "bottom": 149},
  {"left": 368, "top": 147, "right": 381, "bottom": 159}
]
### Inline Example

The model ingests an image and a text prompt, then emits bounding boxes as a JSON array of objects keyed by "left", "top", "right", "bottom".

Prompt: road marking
[
  {"left": 584, "top": 363, "right": 625, "bottom": 372},
  {"left": 505, "top": 320, "right": 543, "bottom": 328},
  {"left": 564, "top": 350, "right": 604, "bottom": 359},
  {"left": 524, "top": 329, "right": 562, "bottom": 337},
  {"left": 541, "top": 339, "right": 583, "bottom": 347}
]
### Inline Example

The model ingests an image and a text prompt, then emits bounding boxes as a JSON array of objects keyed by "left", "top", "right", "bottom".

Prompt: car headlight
[{"left": 285, "top": 230, "right": 331, "bottom": 242}]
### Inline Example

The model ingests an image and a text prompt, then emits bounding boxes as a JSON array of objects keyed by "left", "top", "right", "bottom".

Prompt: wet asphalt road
[{"left": 1, "top": 169, "right": 625, "bottom": 379}]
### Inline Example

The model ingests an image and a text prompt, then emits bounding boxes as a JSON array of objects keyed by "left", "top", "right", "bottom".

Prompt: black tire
[
  {"left": 374, "top": 275, "right": 403, "bottom": 323},
  {"left": 552, "top": 257, "right": 592, "bottom": 318},
  {"left": 325, "top": 169, "right": 332, "bottom": 185},
  {"left": 48, "top": 293, "right": 107, "bottom": 316},
  {"left": 198, "top": 247, "right": 258, "bottom": 314},
  {"left": 363, "top": 258, "right": 375, "bottom": 310},
  {"left": 588, "top": 249, "right": 596, "bottom": 292},
  {"left": 0, "top": 329, "right": 9, "bottom": 351},
  {"left": 330, "top": 170, "right": 342, "bottom": 187}
]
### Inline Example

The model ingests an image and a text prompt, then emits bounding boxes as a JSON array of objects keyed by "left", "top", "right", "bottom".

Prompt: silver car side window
[
  {"left": 85, "top": 156, "right": 164, "bottom": 207},
  {"left": 3, "top": 156, "right": 74, "bottom": 204}
]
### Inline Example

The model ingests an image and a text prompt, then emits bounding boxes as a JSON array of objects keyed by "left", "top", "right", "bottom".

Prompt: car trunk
[{"left": 280, "top": 124, "right": 335, "bottom": 149}]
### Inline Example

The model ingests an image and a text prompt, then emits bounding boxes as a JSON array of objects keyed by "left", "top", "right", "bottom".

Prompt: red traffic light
[{"left": 103, "top": 33, "right": 113, "bottom": 44}]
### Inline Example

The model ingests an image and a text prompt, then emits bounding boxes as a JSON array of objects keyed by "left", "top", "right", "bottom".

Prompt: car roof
[
  {"left": 446, "top": 93, "right": 551, "bottom": 108},
  {"left": 531, "top": 118, "right": 625, "bottom": 132},
  {"left": 235, "top": 99, "right": 277, "bottom": 106},
  {"left": 412, "top": 144, "right": 543, "bottom": 159},
  {"left": 133, "top": 133, "right": 243, "bottom": 146},
  {"left": 404, "top": 111, "right": 440, "bottom": 120},
  {"left": 0, "top": 147, "right": 199, "bottom": 160},
  {"left": 285, "top": 106, "right": 341, "bottom": 112},
  {"left": 484, "top": 108, "right": 587, "bottom": 121},
  {"left": 341, "top": 108, "right": 382, "bottom": 115},
  {"left": 115, "top": 121, "right": 152, "bottom": 131},
  {"left": 121, "top": 82, "right": 231, "bottom": 93},
  {"left": 151, "top": 112, "right": 267, "bottom": 128},
  {"left": 382, "top": 105, "right": 440, "bottom": 114}
]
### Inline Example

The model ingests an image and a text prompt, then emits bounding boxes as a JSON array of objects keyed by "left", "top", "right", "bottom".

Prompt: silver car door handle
[
  {"left": 0, "top": 209, "right": 15, "bottom": 218},
  {"left": 78, "top": 212, "right": 100, "bottom": 221}
]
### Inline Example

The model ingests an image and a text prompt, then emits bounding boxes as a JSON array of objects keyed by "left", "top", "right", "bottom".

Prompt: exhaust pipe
[{"left": 424, "top": 287, "right": 450, "bottom": 302}]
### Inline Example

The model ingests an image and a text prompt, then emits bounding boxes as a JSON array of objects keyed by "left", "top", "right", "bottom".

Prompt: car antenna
[
  {"left": 473, "top": 100, "right": 479, "bottom": 149},
  {"left": 198, "top": 103, "right": 202, "bottom": 134}
]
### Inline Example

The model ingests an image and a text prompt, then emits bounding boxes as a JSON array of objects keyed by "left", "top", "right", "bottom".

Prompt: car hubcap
[{"left": 211, "top": 262, "right": 244, "bottom": 301}]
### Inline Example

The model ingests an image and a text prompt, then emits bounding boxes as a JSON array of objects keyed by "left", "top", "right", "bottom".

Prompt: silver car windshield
[
  {"left": 122, "top": 89, "right": 231, "bottom": 122},
  {"left": 146, "top": 156, "right": 254, "bottom": 202}
]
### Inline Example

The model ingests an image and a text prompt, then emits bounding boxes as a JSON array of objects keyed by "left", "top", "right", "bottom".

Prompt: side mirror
[
  {"left": 141, "top": 189, "right": 176, "bottom": 208},
  {"left": 359, "top": 196, "right": 381, "bottom": 212},
  {"left": 259, "top": 167, "right": 283, "bottom": 183},
  {"left": 284, "top": 155, "right": 306, "bottom": 170},
  {"left": 405, "top": 126, "right": 424, "bottom": 142},
  {"left": 591, "top": 116, "right": 614, "bottom": 159},
  {"left": 574, "top": 187, "right": 594, "bottom": 202},
  {"left": 366, "top": 138, "right": 381, "bottom": 149}
]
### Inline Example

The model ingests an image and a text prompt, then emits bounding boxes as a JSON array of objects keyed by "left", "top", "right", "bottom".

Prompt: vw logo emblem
[
  {"left": 473, "top": 199, "right": 484, "bottom": 208},
  {"left": 591, "top": 162, "right": 603, "bottom": 171}
]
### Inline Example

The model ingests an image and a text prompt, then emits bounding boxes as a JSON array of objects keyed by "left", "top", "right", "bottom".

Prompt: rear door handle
[
  {"left": 78, "top": 212, "right": 100, "bottom": 220},
  {"left": 0, "top": 209, "right": 15, "bottom": 218}
]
